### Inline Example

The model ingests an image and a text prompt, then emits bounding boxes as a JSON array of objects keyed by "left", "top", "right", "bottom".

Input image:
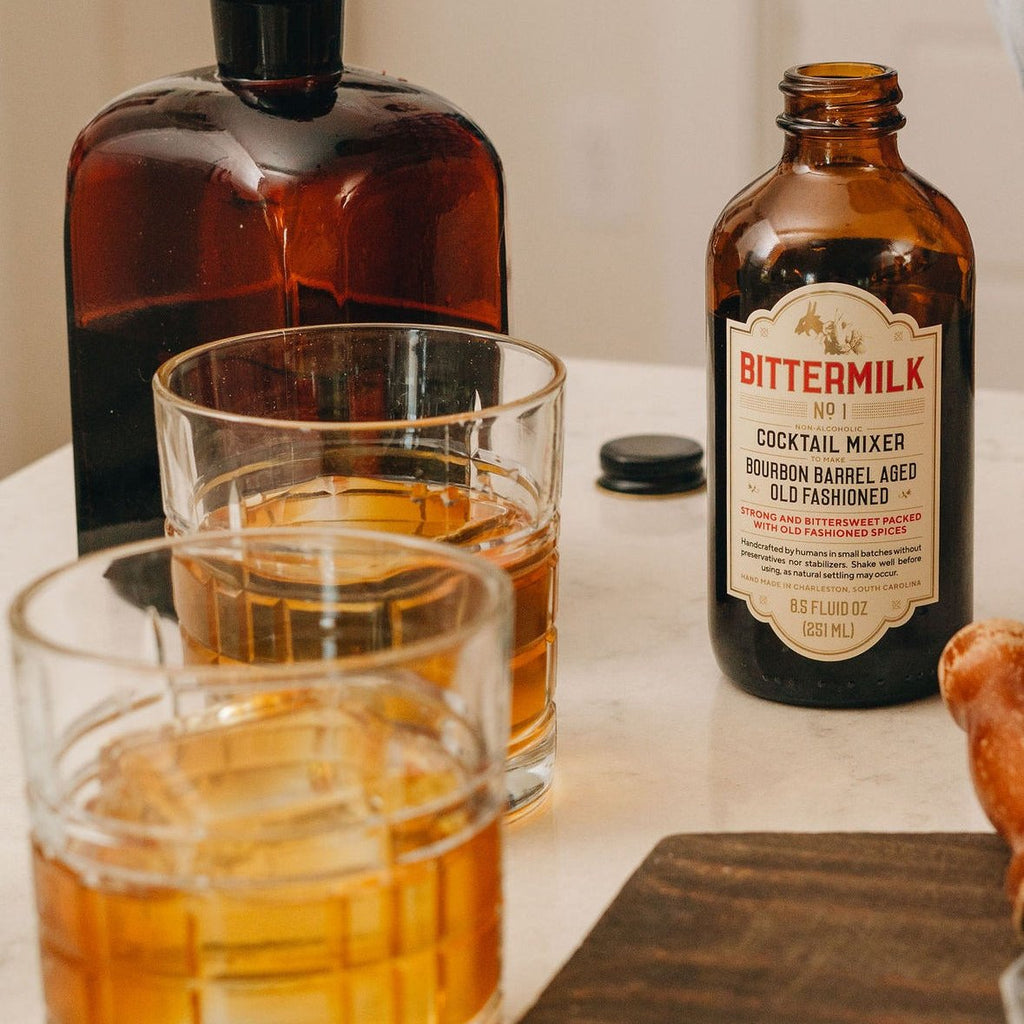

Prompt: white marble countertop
[{"left": 0, "top": 356, "right": 1019, "bottom": 1022}]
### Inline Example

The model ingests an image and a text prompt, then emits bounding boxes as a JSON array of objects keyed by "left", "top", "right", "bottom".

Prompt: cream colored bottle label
[{"left": 726, "top": 282, "right": 941, "bottom": 660}]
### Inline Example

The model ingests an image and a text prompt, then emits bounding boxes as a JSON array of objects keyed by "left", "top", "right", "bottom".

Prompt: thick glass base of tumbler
[{"left": 505, "top": 705, "right": 556, "bottom": 819}]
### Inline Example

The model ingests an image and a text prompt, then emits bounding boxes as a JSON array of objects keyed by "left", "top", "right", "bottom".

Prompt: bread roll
[{"left": 939, "top": 618, "right": 1024, "bottom": 927}]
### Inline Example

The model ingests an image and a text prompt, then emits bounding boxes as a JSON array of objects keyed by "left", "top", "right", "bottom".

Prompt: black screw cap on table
[{"left": 597, "top": 434, "right": 705, "bottom": 495}]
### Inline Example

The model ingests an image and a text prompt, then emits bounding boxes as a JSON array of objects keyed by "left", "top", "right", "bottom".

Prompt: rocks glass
[
  {"left": 9, "top": 527, "right": 511, "bottom": 1024},
  {"left": 154, "top": 325, "right": 564, "bottom": 815}
]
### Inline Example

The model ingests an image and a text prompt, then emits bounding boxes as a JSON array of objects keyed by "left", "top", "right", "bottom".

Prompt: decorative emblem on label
[{"left": 726, "top": 283, "right": 941, "bottom": 660}]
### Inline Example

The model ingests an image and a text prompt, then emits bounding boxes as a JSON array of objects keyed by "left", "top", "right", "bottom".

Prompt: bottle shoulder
[
  {"left": 707, "top": 157, "right": 975, "bottom": 324},
  {"left": 67, "top": 63, "right": 502, "bottom": 186},
  {"left": 78, "top": 63, "right": 490, "bottom": 124},
  {"left": 710, "top": 160, "right": 973, "bottom": 264}
]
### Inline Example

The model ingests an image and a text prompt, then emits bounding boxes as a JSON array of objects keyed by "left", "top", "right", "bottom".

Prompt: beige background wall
[{"left": 0, "top": 0, "right": 1020, "bottom": 478}]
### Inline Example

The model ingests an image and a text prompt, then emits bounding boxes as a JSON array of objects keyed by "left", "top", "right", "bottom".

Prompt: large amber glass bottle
[
  {"left": 66, "top": 0, "right": 507, "bottom": 553},
  {"left": 707, "top": 63, "right": 974, "bottom": 707}
]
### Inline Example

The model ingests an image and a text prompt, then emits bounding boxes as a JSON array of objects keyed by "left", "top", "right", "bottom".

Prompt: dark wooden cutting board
[{"left": 519, "top": 832, "right": 1022, "bottom": 1024}]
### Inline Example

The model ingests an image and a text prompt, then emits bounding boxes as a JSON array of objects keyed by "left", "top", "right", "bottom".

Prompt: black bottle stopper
[{"left": 212, "top": 0, "right": 344, "bottom": 81}]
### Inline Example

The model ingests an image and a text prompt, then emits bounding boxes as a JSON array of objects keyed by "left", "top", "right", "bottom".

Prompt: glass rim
[
  {"left": 8, "top": 525, "right": 513, "bottom": 681},
  {"left": 786, "top": 61, "right": 893, "bottom": 83},
  {"left": 153, "top": 321, "right": 567, "bottom": 432}
]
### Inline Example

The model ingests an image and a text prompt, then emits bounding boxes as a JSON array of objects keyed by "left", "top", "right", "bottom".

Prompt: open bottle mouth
[
  {"left": 792, "top": 61, "right": 890, "bottom": 80},
  {"left": 777, "top": 62, "right": 905, "bottom": 135}
]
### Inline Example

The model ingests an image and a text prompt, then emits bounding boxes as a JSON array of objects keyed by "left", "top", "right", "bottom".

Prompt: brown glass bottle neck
[
  {"left": 212, "top": 0, "right": 344, "bottom": 82},
  {"left": 779, "top": 130, "right": 904, "bottom": 169},
  {"left": 775, "top": 62, "right": 906, "bottom": 168}
]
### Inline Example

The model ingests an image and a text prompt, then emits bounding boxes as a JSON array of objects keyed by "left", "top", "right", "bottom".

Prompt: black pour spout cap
[
  {"left": 211, "top": 0, "right": 344, "bottom": 81},
  {"left": 598, "top": 434, "right": 706, "bottom": 495}
]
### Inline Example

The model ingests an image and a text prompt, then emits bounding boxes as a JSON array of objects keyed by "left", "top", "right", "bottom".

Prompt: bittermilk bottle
[{"left": 707, "top": 63, "right": 974, "bottom": 707}]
